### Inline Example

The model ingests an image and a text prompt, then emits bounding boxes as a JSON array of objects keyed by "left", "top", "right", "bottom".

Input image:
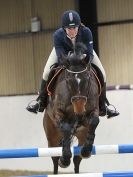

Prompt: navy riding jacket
[{"left": 53, "top": 25, "right": 94, "bottom": 65}]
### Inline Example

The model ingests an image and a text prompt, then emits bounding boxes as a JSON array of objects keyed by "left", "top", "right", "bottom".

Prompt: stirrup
[{"left": 106, "top": 104, "right": 120, "bottom": 119}]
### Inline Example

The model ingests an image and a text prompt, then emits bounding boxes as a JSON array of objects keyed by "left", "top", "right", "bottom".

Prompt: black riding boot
[
  {"left": 26, "top": 79, "right": 48, "bottom": 114},
  {"left": 99, "top": 83, "right": 120, "bottom": 118}
]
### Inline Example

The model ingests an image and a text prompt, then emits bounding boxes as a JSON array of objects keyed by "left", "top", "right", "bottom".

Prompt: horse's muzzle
[{"left": 71, "top": 96, "right": 87, "bottom": 114}]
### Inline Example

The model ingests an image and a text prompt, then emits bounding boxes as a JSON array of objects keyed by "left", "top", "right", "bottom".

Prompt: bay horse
[{"left": 43, "top": 43, "right": 100, "bottom": 174}]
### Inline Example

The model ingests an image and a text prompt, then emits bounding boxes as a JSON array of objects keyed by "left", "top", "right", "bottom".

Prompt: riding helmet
[{"left": 62, "top": 10, "right": 81, "bottom": 28}]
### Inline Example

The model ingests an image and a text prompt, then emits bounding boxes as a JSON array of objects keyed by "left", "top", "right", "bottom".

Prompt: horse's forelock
[
  {"left": 68, "top": 54, "right": 82, "bottom": 66},
  {"left": 68, "top": 42, "right": 87, "bottom": 66},
  {"left": 60, "top": 42, "right": 88, "bottom": 68}
]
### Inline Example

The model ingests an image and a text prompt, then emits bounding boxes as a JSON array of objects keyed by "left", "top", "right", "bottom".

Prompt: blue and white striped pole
[
  {"left": 0, "top": 144, "right": 133, "bottom": 159},
  {"left": 107, "top": 84, "right": 133, "bottom": 91},
  {"left": 10, "top": 171, "right": 133, "bottom": 177}
]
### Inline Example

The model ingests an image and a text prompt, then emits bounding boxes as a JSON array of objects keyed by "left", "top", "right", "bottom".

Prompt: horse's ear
[
  {"left": 82, "top": 54, "right": 89, "bottom": 65},
  {"left": 60, "top": 53, "right": 70, "bottom": 67}
]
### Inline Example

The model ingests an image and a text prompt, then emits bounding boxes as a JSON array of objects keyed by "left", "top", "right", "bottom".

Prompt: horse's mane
[
  {"left": 65, "top": 42, "right": 88, "bottom": 67},
  {"left": 74, "top": 42, "right": 87, "bottom": 56}
]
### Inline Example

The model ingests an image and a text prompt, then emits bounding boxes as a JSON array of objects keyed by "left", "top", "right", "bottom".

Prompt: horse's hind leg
[
  {"left": 73, "top": 130, "right": 87, "bottom": 173},
  {"left": 43, "top": 112, "right": 61, "bottom": 174},
  {"left": 52, "top": 157, "right": 60, "bottom": 174},
  {"left": 73, "top": 156, "right": 82, "bottom": 173}
]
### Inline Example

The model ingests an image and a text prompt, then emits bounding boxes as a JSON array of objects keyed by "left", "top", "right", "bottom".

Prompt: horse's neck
[{"left": 57, "top": 70, "right": 66, "bottom": 82}]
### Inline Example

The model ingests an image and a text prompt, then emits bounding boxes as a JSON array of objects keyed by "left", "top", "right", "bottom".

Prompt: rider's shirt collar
[{"left": 67, "top": 35, "right": 76, "bottom": 46}]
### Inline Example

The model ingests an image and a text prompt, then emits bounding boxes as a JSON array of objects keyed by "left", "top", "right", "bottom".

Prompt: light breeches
[
  {"left": 42, "top": 48, "right": 58, "bottom": 81},
  {"left": 92, "top": 50, "right": 106, "bottom": 81},
  {"left": 42, "top": 47, "right": 106, "bottom": 82}
]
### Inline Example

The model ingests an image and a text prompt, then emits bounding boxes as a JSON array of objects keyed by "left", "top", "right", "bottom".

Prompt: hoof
[
  {"left": 80, "top": 145, "right": 92, "bottom": 158},
  {"left": 58, "top": 157, "right": 71, "bottom": 168},
  {"left": 80, "top": 152, "right": 91, "bottom": 159}
]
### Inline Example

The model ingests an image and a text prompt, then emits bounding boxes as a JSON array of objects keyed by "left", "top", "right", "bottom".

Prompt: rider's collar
[{"left": 66, "top": 35, "right": 76, "bottom": 40}]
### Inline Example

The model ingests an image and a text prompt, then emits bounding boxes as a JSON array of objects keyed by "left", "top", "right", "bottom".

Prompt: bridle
[
  {"left": 65, "top": 66, "right": 91, "bottom": 104},
  {"left": 66, "top": 67, "right": 88, "bottom": 74}
]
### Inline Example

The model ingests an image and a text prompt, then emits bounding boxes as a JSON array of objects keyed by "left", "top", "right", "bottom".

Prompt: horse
[{"left": 43, "top": 43, "right": 100, "bottom": 174}]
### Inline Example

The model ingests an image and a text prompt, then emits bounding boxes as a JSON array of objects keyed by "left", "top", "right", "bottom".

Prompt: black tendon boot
[
  {"left": 26, "top": 79, "right": 48, "bottom": 114},
  {"left": 99, "top": 83, "right": 120, "bottom": 118}
]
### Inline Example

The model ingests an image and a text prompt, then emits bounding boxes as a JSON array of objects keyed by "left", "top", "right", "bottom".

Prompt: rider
[{"left": 26, "top": 10, "right": 119, "bottom": 118}]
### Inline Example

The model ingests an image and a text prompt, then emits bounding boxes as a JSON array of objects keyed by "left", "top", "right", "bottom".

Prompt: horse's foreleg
[
  {"left": 58, "top": 138, "right": 72, "bottom": 168},
  {"left": 58, "top": 123, "right": 72, "bottom": 168},
  {"left": 43, "top": 113, "right": 62, "bottom": 174},
  {"left": 81, "top": 116, "right": 99, "bottom": 158}
]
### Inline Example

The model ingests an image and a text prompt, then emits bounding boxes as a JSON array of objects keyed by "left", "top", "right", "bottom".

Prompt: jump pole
[
  {"left": 10, "top": 171, "right": 133, "bottom": 177},
  {"left": 0, "top": 144, "right": 133, "bottom": 159}
]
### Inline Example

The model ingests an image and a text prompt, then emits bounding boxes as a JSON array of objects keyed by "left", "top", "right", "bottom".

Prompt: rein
[
  {"left": 91, "top": 68, "right": 102, "bottom": 96},
  {"left": 47, "top": 67, "right": 65, "bottom": 96}
]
